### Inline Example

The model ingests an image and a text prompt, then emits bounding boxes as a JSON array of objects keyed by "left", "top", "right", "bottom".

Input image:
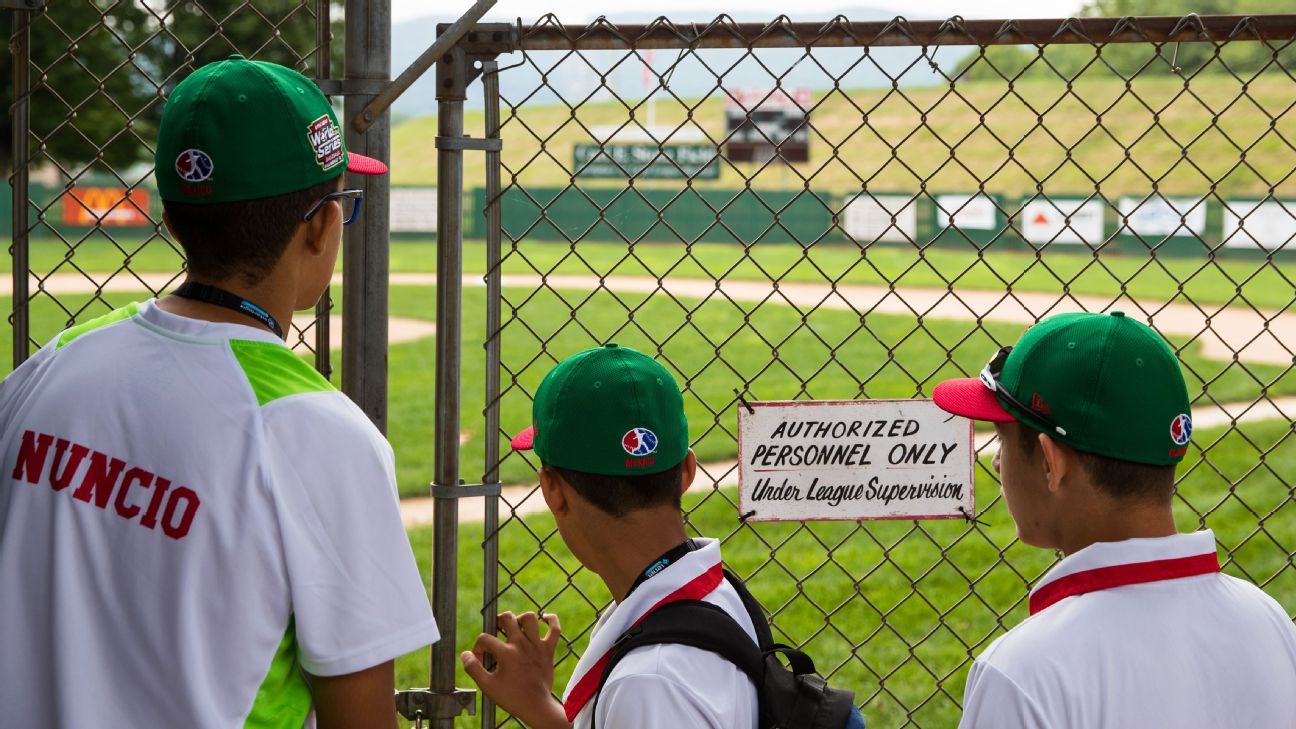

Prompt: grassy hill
[{"left": 391, "top": 74, "right": 1296, "bottom": 199}]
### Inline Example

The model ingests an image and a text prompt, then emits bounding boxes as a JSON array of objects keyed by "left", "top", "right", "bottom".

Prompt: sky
[{"left": 390, "top": 0, "right": 1087, "bottom": 23}]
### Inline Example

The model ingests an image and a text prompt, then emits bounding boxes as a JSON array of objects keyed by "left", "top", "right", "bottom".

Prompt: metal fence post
[
  {"left": 342, "top": 0, "right": 392, "bottom": 429},
  {"left": 313, "top": 0, "right": 333, "bottom": 379},
  {"left": 480, "top": 58, "right": 503, "bottom": 729},
  {"left": 10, "top": 8, "right": 31, "bottom": 368},
  {"left": 431, "top": 43, "right": 469, "bottom": 729}
]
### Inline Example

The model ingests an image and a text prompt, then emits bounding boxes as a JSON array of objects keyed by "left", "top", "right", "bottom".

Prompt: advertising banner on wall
[
  {"left": 1222, "top": 199, "right": 1296, "bottom": 250},
  {"left": 935, "top": 194, "right": 999, "bottom": 231},
  {"left": 61, "top": 186, "right": 151, "bottom": 227},
  {"left": 390, "top": 187, "right": 438, "bottom": 233},
  {"left": 1020, "top": 197, "right": 1106, "bottom": 245},
  {"left": 842, "top": 194, "right": 918, "bottom": 243},
  {"left": 1118, "top": 196, "right": 1206, "bottom": 238}
]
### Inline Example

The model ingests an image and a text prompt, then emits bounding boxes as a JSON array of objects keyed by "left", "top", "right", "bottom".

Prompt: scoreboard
[{"left": 724, "top": 87, "right": 812, "bottom": 163}]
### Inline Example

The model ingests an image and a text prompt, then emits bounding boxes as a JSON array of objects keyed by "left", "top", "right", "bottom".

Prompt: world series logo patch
[
  {"left": 307, "top": 114, "right": 344, "bottom": 171},
  {"left": 1170, "top": 413, "right": 1192, "bottom": 446},
  {"left": 175, "top": 149, "right": 213, "bottom": 182},
  {"left": 622, "top": 427, "right": 658, "bottom": 457}
]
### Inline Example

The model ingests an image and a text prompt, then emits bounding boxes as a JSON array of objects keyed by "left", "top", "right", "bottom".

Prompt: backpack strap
[
  {"left": 721, "top": 569, "right": 775, "bottom": 649},
  {"left": 589, "top": 599, "right": 764, "bottom": 728},
  {"left": 719, "top": 571, "right": 819, "bottom": 673}
]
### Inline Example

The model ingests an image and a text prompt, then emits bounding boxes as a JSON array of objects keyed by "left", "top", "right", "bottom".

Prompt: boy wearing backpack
[
  {"left": 461, "top": 343, "right": 758, "bottom": 729},
  {"left": 461, "top": 343, "right": 861, "bottom": 729}
]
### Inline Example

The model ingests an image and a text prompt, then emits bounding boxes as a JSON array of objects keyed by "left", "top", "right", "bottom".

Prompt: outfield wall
[
  {"left": 10, "top": 180, "right": 1293, "bottom": 257},
  {"left": 470, "top": 186, "right": 1296, "bottom": 256}
]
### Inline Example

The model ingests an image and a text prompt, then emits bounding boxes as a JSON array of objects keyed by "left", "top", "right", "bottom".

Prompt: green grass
[
  {"left": 6, "top": 286, "right": 1292, "bottom": 498},
  {"left": 11, "top": 69, "right": 1296, "bottom": 725},
  {"left": 393, "top": 416, "right": 1296, "bottom": 728},
  {"left": 392, "top": 75, "right": 1296, "bottom": 199},
  {"left": 4, "top": 250, "right": 1293, "bottom": 728},
  {"left": 9, "top": 235, "right": 1294, "bottom": 311}
]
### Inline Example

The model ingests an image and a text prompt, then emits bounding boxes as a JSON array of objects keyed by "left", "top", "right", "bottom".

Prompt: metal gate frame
[{"left": 424, "top": 13, "right": 1296, "bottom": 728}]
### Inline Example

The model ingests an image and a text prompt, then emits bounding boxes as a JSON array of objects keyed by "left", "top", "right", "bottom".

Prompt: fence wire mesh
[
  {"left": 476, "top": 14, "right": 1296, "bottom": 728},
  {"left": 9, "top": 0, "right": 335, "bottom": 371}
]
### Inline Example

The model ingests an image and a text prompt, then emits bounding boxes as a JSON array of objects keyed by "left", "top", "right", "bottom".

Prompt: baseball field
[
  {"left": 5, "top": 234, "right": 1293, "bottom": 727},
  {"left": 12, "top": 4, "right": 1296, "bottom": 726}
]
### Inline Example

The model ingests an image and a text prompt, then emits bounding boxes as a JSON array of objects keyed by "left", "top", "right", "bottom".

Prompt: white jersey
[
  {"left": 0, "top": 300, "right": 438, "bottom": 728},
  {"left": 959, "top": 530, "right": 1296, "bottom": 729},
  {"left": 563, "top": 539, "right": 759, "bottom": 729}
]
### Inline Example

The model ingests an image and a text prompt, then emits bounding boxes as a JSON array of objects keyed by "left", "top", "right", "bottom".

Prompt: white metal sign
[
  {"left": 935, "top": 194, "right": 998, "bottom": 231},
  {"left": 1118, "top": 196, "right": 1206, "bottom": 237},
  {"left": 1020, "top": 198, "right": 1105, "bottom": 245},
  {"left": 1222, "top": 199, "right": 1296, "bottom": 250},
  {"left": 390, "top": 187, "right": 438, "bottom": 233},
  {"left": 737, "top": 400, "right": 975, "bottom": 522},
  {"left": 843, "top": 194, "right": 917, "bottom": 243}
]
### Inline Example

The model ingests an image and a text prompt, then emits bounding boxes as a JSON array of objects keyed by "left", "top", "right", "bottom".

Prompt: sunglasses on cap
[{"left": 979, "top": 346, "right": 1068, "bottom": 437}]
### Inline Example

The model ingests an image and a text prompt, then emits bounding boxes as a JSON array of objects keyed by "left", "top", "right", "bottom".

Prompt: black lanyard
[
  {"left": 625, "top": 539, "right": 699, "bottom": 599},
  {"left": 173, "top": 282, "right": 284, "bottom": 339}
]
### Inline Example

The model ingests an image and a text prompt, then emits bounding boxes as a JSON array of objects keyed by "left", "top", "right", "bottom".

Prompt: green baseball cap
[
  {"left": 511, "top": 344, "right": 689, "bottom": 476},
  {"left": 933, "top": 311, "right": 1192, "bottom": 465},
  {"left": 155, "top": 55, "right": 386, "bottom": 204}
]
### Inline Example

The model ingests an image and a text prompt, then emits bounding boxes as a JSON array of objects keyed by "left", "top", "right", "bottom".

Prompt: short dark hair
[
  {"left": 162, "top": 176, "right": 340, "bottom": 285},
  {"left": 546, "top": 461, "right": 685, "bottom": 518},
  {"left": 1014, "top": 424, "right": 1175, "bottom": 502}
]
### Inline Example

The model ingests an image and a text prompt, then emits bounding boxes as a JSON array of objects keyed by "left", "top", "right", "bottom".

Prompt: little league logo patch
[
  {"left": 175, "top": 149, "right": 213, "bottom": 182},
  {"left": 622, "top": 427, "right": 658, "bottom": 457},
  {"left": 1170, "top": 413, "right": 1193, "bottom": 446},
  {"left": 307, "top": 114, "right": 344, "bottom": 171}
]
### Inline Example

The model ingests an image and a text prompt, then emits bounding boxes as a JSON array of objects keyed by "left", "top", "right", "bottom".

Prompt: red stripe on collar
[
  {"left": 1029, "top": 552, "right": 1221, "bottom": 616},
  {"left": 562, "top": 563, "right": 725, "bottom": 722}
]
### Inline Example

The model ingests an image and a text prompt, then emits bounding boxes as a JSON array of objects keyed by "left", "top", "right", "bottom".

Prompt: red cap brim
[
  {"left": 932, "top": 379, "right": 1016, "bottom": 423},
  {"left": 510, "top": 425, "right": 536, "bottom": 451},
  {"left": 347, "top": 152, "right": 388, "bottom": 175}
]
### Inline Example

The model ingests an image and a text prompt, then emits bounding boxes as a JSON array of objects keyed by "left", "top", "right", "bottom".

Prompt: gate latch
[{"left": 395, "top": 687, "right": 476, "bottom": 722}]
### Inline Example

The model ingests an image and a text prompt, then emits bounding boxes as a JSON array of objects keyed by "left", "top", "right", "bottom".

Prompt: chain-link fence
[
  {"left": 436, "top": 14, "right": 1296, "bottom": 728},
  {"left": 8, "top": 0, "right": 337, "bottom": 373},
  {"left": 11, "top": 6, "right": 1296, "bottom": 729}
]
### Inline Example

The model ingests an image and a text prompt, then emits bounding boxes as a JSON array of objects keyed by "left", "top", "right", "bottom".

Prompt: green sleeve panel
[
  {"left": 243, "top": 618, "right": 313, "bottom": 729},
  {"left": 55, "top": 302, "right": 142, "bottom": 349},
  {"left": 229, "top": 339, "right": 333, "bottom": 406}
]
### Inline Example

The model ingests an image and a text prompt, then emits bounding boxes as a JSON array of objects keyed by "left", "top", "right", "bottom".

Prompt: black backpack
[{"left": 592, "top": 569, "right": 862, "bottom": 729}]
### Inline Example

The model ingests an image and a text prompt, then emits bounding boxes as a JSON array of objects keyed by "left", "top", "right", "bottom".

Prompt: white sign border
[{"left": 736, "top": 399, "right": 977, "bottom": 523}]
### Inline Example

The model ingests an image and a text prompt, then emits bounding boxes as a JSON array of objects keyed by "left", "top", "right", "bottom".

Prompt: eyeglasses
[
  {"left": 979, "top": 345, "right": 1068, "bottom": 437},
  {"left": 303, "top": 189, "right": 364, "bottom": 225}
]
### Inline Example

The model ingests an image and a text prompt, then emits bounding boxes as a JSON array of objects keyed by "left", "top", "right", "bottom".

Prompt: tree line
[
  {"left": 951, "top": 0, "right": 1296, "bottom": 84},
  {"left": 2, "top": 1, "right": 343, "bottom": 174}
]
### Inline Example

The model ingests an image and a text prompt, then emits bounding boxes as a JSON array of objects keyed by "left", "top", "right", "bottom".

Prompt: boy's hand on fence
[{"left": 462, "top": 610, "right": 570, "bottom": 729}]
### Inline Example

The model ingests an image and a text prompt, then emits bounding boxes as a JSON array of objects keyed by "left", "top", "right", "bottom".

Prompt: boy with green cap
[
  {"left": 0, "top": 57, "right": 436, "bottom": 727},
  {"left": 932, "top": 311, "right": 1296, "bottom": 729},
  {"left": 460, "top": 343, "right": 760, "bottom": 729}
]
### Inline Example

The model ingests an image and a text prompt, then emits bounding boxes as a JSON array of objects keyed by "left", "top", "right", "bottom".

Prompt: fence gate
[
  {"left": 8, "top": 0, "right": 397, "bottom": 427},
  {"left": 425, "top": 13, "right": 1296, "bottom": 729}
]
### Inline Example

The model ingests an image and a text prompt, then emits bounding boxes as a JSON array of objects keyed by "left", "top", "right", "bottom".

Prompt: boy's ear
[
  {"left": 301, "top": 197, "right": 338, "bottom": 256},
  {"left": 1038, "top": 434, "right": 1072, "bottom": 495},
  {"left": 679, "top": 450, "right": 698, "bottom": 497},
  {"left": 538, "top": 466, "right": 569, "bottom": 517},
  {"left": 161, "top": 210, "right": 178, "bottom": 241}
]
